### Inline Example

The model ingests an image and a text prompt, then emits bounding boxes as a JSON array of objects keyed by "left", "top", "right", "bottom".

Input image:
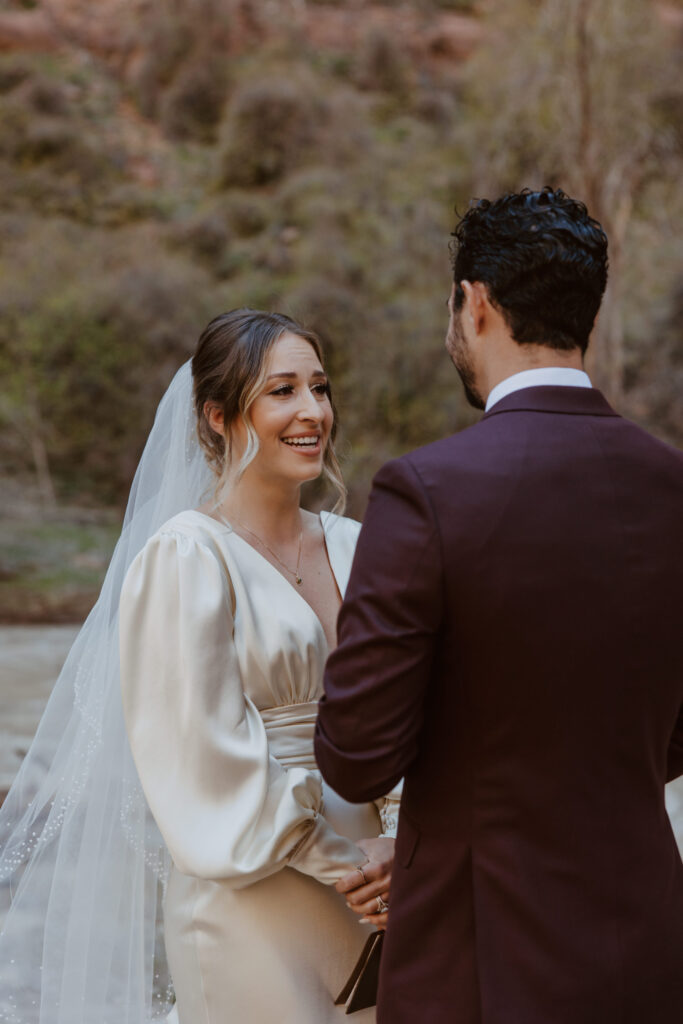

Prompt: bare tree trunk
[
  {"left": 30, "top": 429, "right": 57, "bottom": 508},
  {"left": 591, "top": 271, "right": 623, "bottom": 405},
  {"left": 575, "top": 0, "right": 600, "bottom": 214},
  {"left": 23, "top": 374, "right": 57, "bottom": 509}
]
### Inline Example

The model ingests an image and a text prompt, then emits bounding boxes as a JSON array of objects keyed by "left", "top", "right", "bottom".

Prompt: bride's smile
[{"left": 213, "top": 330, "right": 334, "bottom": 489}]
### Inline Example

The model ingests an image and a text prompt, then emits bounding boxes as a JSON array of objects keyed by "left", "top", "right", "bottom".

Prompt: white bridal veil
[{"left": 0, "top": 362, "right": 212, "bottom": 1023}]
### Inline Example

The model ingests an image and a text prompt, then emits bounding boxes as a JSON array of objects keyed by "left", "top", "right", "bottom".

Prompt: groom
[{"left": 315, "top": 188, "right": 683, "bottom": 1024}]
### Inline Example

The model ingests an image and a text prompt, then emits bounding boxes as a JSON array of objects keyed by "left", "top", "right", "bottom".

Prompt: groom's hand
[{"left": 337, "top": 836, "right": 394, "bottom": 929}]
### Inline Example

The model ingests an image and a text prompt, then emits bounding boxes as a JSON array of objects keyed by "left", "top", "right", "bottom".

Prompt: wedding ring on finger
[
  {"left": 355, "top": 864, "right": 368, "bottom": 885},
  {"left": 375, "top": 895, "right": 389, "bottom": 914}
]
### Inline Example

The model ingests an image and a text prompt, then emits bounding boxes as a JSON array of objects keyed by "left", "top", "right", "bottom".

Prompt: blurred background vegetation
[{"left": 0, "top": 0, "right": 681, "bottom": 621}]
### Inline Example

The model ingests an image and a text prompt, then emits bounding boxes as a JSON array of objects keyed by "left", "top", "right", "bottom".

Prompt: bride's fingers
[
  {"left": 335, "top": 859, "right": 386, "bottom": 894},
  {"left": 345, "top": 875, "right": 391, "bottom": 907},
  {"left": 359, "top": 911, "right": 388, "bottom": 929},
  {"left": 347, "top": 889, "right": 391, "bottom": 916}
]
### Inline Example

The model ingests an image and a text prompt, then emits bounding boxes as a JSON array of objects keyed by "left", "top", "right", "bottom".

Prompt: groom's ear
[{"left": 460, "top": 280, "right": 489, "bottom": 336}]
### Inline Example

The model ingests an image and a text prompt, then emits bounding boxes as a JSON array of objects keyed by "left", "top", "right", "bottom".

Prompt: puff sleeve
[{"left": 119, "top": 528, "right": 363, "bottom": 887}]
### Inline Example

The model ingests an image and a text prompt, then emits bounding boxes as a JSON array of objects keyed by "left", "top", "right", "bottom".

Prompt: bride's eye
[
  {"left": 311, "top": 383, "right": 329, "bottom": 397},
  {"left": 269, "top": 384, "right": 294, "bottom": 396}
]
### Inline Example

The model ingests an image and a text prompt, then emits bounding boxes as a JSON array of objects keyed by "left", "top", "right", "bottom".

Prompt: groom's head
[{"left": 446, "top": 187, "right": 608, "bottom": 409}]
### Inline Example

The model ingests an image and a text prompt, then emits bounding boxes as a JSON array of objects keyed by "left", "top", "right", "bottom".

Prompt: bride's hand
[{"left": 335, "top": 836, "right": 395, "bottom": 929}]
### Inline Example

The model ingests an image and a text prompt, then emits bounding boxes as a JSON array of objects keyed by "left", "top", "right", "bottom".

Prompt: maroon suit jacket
[{"left": 315, "top": 386, "right": 683, "bottom": 1024}]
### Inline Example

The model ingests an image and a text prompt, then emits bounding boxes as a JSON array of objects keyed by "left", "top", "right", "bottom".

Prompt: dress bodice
[
  {"left": 203, "top": 510, "right": 358, "bottom": 713},
  {"left": 119, "top": 508, "right": 368, "bottom": 886}
]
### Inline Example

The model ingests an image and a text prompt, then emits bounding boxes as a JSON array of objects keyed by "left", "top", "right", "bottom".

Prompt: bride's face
[{"left": 233, "top": 331, "right": 334, "bottom": 487}]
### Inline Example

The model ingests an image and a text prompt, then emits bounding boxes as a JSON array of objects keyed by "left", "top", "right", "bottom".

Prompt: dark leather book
[{"left": 334, "top": 930, "right": 384, "bottom": 1014}]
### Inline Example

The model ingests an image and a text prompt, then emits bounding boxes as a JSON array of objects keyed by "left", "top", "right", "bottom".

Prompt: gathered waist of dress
[{"left": 259, "top": 700, "right": 319, "bottom": 770}]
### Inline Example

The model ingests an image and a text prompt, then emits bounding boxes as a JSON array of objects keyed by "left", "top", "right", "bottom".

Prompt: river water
[{"left": 1, "top": 625, "right": 682, "bottom": 846}]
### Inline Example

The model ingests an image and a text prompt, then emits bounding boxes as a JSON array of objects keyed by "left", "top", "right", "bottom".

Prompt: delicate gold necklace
[{"left": 231, "top": 515, "right": 304, "bottom": 586}]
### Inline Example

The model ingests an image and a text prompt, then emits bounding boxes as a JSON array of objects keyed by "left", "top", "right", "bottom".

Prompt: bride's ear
[{"left": 204, "top": 402, "right": 226, "bottom": 437}]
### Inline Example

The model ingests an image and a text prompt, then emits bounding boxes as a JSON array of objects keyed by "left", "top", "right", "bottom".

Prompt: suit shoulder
[{"left": 384, "top": 420, "right": 488, "bottom": 479}]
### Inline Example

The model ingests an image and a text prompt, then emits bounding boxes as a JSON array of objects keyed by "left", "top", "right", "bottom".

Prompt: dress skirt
[{"left": 164, "top": 784, "right": 380, "bottom": 1024}]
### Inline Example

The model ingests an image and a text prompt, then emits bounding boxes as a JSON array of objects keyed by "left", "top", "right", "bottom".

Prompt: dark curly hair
[{"left": 450, "top": 187, "right": 608, "bottom": 353}]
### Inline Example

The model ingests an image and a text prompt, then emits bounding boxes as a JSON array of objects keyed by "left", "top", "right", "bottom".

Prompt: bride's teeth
[{"left": 282, "top": 437, "right": 319, "bottom": 447}]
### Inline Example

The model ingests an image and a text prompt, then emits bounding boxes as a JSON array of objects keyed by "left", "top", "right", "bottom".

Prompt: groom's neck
[{"left": 480, "top": 336, "right": 585, "bottom": 403}]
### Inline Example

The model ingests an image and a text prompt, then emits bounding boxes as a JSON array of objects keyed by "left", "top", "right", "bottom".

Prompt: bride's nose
[{"left": 296, "top": 389, "right": 325, "bottom": 422}]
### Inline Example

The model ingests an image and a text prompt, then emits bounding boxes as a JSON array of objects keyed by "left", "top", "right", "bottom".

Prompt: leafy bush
[
  {"left": 22, "top": 77, "right": 70, "bottom": 117},
  {"left": 219, "top": 77, "right": 321, "bottom": 187},
  {"left": 353, "top": 29, "right": 413, "bottom": 100},
  {"left": 0, "top": 62, "right": 31, "bottom": 94},
  {"left": 160, "top": 53, "right": 230, "bottom": 142},
  {"left": 168, "top": 212, "right": 231, "bottom": 266},
  {"left": 0, "top": 231, "right": 218, "bottom": 503},
  {"left": 432, "top": 0, "right": 477, "bottom": 9},
  {"left": 221, "top": 194, "right": 269, "bottom": 238},
  {"left": 125, "top": 0, "right": 231, "bottom": 126}
]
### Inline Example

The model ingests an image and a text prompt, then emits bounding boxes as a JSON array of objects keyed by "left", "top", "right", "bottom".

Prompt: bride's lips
[{"left": 280, "top": 433, "right": 323, "bottom": 456}]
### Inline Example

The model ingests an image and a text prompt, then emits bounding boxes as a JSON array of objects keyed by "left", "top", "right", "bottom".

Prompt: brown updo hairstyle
[{"left": 192, "top": 308, "right": 346, "bottom": 513}]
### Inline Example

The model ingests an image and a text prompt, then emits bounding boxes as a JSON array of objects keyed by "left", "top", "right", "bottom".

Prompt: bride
[{"left": 0, "top": 309, "right": 397, "bottom": 1023}]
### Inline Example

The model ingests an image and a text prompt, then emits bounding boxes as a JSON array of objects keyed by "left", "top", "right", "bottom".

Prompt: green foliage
[
  {"left": 160, "top": 54, "right": 230, "bottom": 142},
  {"left": 0, "top": 63, "right": 31, "bottom": 93},
  {"left": 0, "top": 0, "right": 680, "bottom": 556},
  {"left": 432, "top": 0, "right": 477, "bottom": 8},
  {"left": 126, "top": 0, "right": 231, "bottom": 125},
  {"left": 0, "top": 518, "right": 119, "bottom": 623},
  {"left": 219, "top": 77, "right": 322, "bottom": 187},
  {"left": 220, "top": 193, "right": 269, "bottom": 238},
  {"left": 0, "top": 223, "right": 220, "bottom": 501},
  {"left": 353, "top": 29, "right": 414, "bottom": 101},
  {"left": 459, "top": 0, "right": 683, "bottom": 404}
]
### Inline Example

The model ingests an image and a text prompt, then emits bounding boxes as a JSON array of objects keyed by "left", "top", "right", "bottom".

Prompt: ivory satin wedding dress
[{"left": 119, "top": 509, "right": 398, "bottom": 1024}]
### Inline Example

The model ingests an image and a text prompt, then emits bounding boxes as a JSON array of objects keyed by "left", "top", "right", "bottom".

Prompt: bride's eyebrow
[{"left": 266, "top": 370, "right": 327, "bottom": 380}]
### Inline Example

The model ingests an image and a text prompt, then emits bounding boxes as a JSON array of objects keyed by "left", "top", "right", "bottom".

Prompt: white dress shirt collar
[{"left": 485, "top": 367, "right": 592, "bottom": 412}]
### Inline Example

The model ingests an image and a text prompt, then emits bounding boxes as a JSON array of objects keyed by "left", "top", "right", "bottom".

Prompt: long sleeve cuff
[
  {"left": 289, "top": 813, "right": 364, "bottom": 884},
  {"left": 375, "top": 779, "right": 403, "bottom": 838}
]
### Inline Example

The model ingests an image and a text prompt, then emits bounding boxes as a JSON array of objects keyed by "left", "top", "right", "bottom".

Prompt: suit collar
[{"left": 482, "top": 385, "right": 618, "bottom": 419}]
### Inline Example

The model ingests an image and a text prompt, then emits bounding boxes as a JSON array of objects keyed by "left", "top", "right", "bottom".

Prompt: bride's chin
[
  {"left": 266, "top": 462, "right": 324, "bottom": 488},
  {"left": 276, "top": 454, "right": 326, "bottom": 484}
]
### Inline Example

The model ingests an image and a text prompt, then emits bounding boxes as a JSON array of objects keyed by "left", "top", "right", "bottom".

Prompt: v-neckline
[{"left": 190, "top": 509, "right": 342, "bottom": 651}]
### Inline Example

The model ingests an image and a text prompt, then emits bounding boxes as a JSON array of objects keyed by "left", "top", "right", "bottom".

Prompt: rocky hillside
[
  {"left": 0, "top": 0, "right": 681, "bottom": 622},
  {"left": 0, "top": 0, "right": 481, "bottom": 69}
]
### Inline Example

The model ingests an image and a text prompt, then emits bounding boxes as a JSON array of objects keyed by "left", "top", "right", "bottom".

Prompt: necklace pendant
[{"left": 295, "top": 575, "right": 303, "bottom": 586}]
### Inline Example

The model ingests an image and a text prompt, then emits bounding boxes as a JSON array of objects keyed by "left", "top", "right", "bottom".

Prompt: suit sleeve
[
  {"left": 667, "top": 705, "right": 683, "bottom": 782},
  {"left": 315, "top": 456, "right": 443, "bottom": 802}
]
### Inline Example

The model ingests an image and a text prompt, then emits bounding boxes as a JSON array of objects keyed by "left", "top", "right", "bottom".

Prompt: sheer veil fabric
[{"left": 0, "top": 362, "right": 213, "bottom": 1023}]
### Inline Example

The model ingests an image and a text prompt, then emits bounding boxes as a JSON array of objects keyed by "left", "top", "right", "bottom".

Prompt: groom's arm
[
  {"left": 315, "top": 455, "right": 443, "bottom": 803},
  {"left": 667, "top": 705, "right": 683, "bottom": 782}
]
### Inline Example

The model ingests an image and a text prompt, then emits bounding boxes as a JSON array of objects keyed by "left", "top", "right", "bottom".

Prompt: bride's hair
[{"left": 193, "top": 308, "right": 346, "bottom": 513}]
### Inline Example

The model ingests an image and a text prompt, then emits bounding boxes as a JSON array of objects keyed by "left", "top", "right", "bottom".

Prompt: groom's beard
[{"left": 448, "top": 314, "right": 485, "bottom": 411}]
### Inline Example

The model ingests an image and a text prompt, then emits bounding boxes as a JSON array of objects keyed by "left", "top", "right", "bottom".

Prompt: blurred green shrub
[
  {"left": 126, "top": 0, "right": 231, "bottom": 133},
  {"left": 221, "top": 194, "right": 269, "bottom": 237},
  {"left": 0, "top": 62, "right": 31, "bottom": 94},
  {"left": 414, "top": 87, "right": 458, "bottom": 127},
  {"left": 353, "top": 29, "right": 413, "bottom": 100},
  {"left": 0, "top": 232, "right": 218, "bottom": 502},
  {"left": 160, "top": 53, "right": 230, "bottom": 142},
  {"left": 219, "top": 78, "right": 321, "bottom": 187},
  {"left": 432, "top": 0, "right": 477, "bottom": 9},
  {"left": 22, "top": 77, "right": 70, "bottom": 117},
  {"left": 288, "top": 278, "right": 367, "bottom": 380},
  {"left": 168, "top": 212, "right": 231, "bottom": 267}
]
